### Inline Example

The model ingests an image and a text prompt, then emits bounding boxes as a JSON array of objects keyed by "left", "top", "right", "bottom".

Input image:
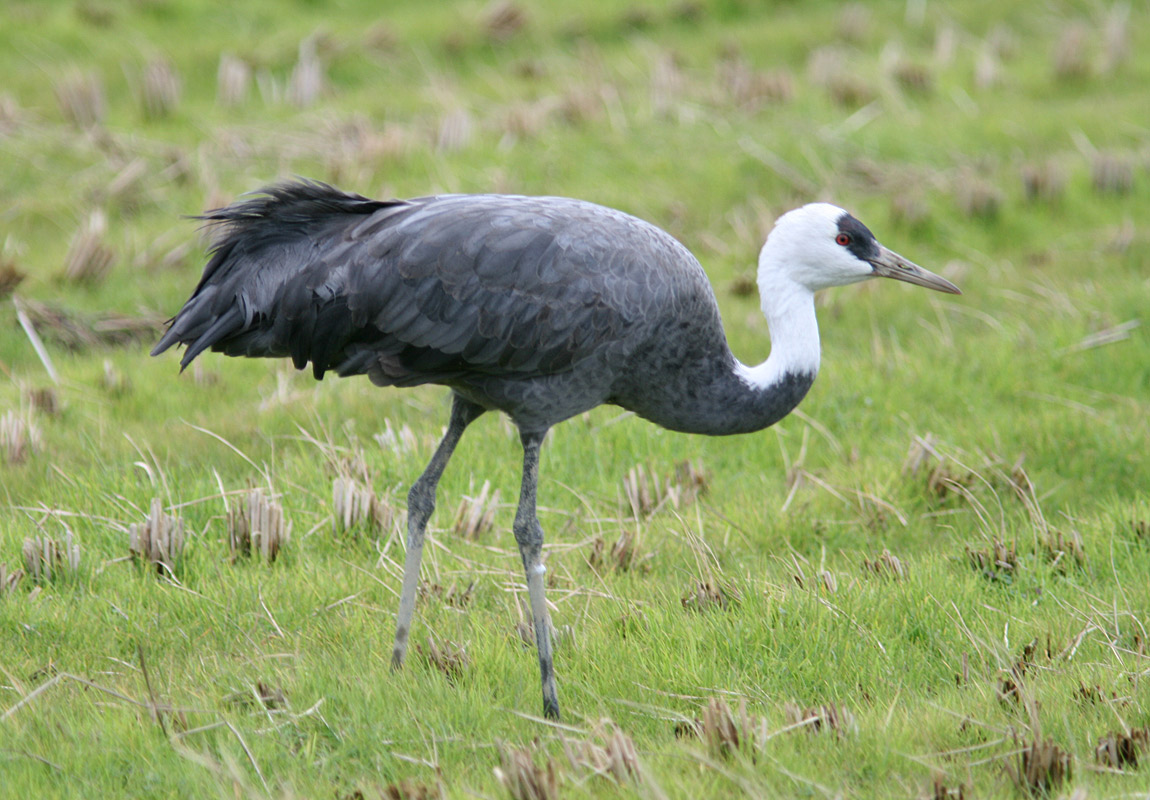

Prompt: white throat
[{"left": 735, "top": 255, "right": 821, "bottom": 390}]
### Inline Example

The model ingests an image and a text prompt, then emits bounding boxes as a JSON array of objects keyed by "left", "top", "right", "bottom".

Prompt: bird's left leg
[
  {"left": 391, "top": 394, "right": 485, "bottom": 670},
  {"left": 513, "top": 429, "right": 560, "bottom": 720}
]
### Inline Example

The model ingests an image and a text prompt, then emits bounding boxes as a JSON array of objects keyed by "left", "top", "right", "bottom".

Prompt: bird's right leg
[
  {"left": 513, "top": 429, "right": 561, "bottom": 719},
  {"left": 391, "top": 394, "right": 485, "bottom": 669}
]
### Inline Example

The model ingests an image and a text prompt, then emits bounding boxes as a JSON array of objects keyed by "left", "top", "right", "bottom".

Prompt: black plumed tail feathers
[{"left": 151, "top": 180, "right": 406, "bottom": 371}]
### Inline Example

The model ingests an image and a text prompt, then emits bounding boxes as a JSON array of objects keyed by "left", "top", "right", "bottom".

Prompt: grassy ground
[{"left": 2, "top": 0, "right": 1148, "bottom": 797}]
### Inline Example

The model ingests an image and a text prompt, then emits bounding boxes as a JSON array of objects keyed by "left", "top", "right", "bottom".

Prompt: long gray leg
[
  {"left": 391, "top": 394, "right": 484, "bottom": 669},
  {"left": 514, "top": 429, "right": 560, "bottom": 719}
]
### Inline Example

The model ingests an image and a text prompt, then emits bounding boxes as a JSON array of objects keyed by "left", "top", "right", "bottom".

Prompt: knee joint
[{"left": 407, "top": 483, "right": 435, "bottom": 522}]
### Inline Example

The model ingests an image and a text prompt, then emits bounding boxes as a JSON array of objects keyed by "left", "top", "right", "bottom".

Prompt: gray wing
[{"left": 152, "top": 181, "right": 713, "bottom": 387}]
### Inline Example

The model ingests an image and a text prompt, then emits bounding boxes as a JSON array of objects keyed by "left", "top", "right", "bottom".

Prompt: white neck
[{"left": 735, "top": 260, "right": 820, "bottom": 390}]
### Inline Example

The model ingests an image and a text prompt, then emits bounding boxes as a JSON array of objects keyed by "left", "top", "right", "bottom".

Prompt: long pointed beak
[{"left": 868, "top": 246, "right": 961, "bottom": 294}]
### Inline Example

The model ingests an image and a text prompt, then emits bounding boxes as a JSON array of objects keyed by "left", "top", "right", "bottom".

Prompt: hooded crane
[{"left": 153, "top": 180, "right": 959, "bottom": 720}]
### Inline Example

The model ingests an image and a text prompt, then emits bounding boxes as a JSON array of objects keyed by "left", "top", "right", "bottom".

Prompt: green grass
[{"left": 2, "top": 0, "right": 1149, "bottom": 797}]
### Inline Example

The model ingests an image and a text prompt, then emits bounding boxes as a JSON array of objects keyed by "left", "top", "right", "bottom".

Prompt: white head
[
  {"left": 738, "top": 203, "right": 959, "bottom": 392},
  {"left": 759, "top": 202, "right": 960, "bottom": 295}
]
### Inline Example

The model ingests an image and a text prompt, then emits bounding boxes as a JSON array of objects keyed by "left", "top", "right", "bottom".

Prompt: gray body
[
  {"left": 153, "top": 181, "right": 819, "bottom": 719},
  {"left": 155, "top": 183, "right": 812, "bottom": 436}
]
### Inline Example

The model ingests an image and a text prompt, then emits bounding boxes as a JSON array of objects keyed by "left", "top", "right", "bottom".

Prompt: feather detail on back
[{"left": 152, "top": 181, "right": 709, "bottom": 385}]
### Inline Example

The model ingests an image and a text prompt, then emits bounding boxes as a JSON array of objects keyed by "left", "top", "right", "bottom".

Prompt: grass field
[{"left": 2, "top": 0, "right": 1148, "bottom": 797}]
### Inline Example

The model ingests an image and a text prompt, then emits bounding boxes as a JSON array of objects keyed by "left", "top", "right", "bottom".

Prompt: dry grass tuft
[
  {"left": 890, "top": 190, "right": 931, "bottom": 228},
  {"left": 892, "top": 59, "right": 933, "bottom": 95},
  {"left": 0, "top": 92, "right": 29, "bottom": 135},
  {"left": 614, "top": 607, "right": 646, "bottom": 639},
  {"left": 674, "top": 697, "right": 767, "bottom": 758},
  {"left": 23, "top": 529, "right": 81, "bottom": 583},
  {"left": 862, "top": 549, "right": 906, "bottom": 580},
  {"left": 101, "top": 359, "right": 131, "bottom": 396},
  {"left": 973, "top": 45, "right": 1002, "bottom": 91},
  {"left": 792, "top": 561, "right": 838, "bottom": 593},
  {"left": 134, "top": 237, "right": 193, "bottom": 273},
  {"left": 484, "top": 1, "right": 528, "bottom": 43},
  {"left": 807, "top": 46, "right": 846, "bottom": 87},
  {"left": 494, "top": 743, "right": 561, "bottom": 800},
  {"left": 681, "top": 579, "right": 739, "bottom": 612},
  {"left": 420, "top": 579, "right": 476, "bottom": 609},
  {"left": 436, "top": 107, "right": 474, "bottom": 152},
  {"left": 364, "top": 23, "right": 400, "bottom": 54},
  {"left": 332, "top": 476, "right": 394, "bottom": 537},
  {"left": 808, "top": 47, "right": 874, "bottom": 107},
  {"left": 289, "top": 37, "right": 326, "bottom": 108},
  {"left": 986, "top": 23, "right": 1019, "bottom": 60},
  {"left": 25, "top": 387, "right": 60, "bottom": 417},
  {"left": 1133, "top": 517, "right": 1150, "bottom": 543},
  {"left": 826, "top": 74, "right": 874, "bottom": 107},
  {"left": 904, "top": 434, "right": 976, "bottom": 500},
  {"left": 649, "top": 51, "right": 686, "bottom": 119},
  {"left": 670, "top": 459, "right": 708, "bottom": 506},
  {"left": 623, "top": 463, "right": 663, "bottom": 517},
  {"left": 0, "top": 258, "right": 26, "bottom": 299},
  {"left": 1039, "top": 527, "right": 1086, "bottom": 572},
  {"left": 835, "top": 4, "right": 871, "bottom": 43},
  {"left": 934, "top": 24, "right": 958, "bottom": 65},
  {"left": 558, "top": 87, "right": 602, "bottom": 126},
  {"left": 1052, "top": 22, "right": 1091, "bottom": 81},
  {"left": 74, "top": 1, "right": 115, "bottom": 27},
  {"left": 55, "top": 69, "right": 106, "bottom": 128},
  {"left": 324, "top": 117, "right": 412, "bottom": 183},
  {"left": 327, "top": 448, "right": 372, "bottom": 484},
  {"left": 228, "top": 489, "right": 290, "bottom": 563},
  {"left": 452, "top": 480, "right": 501, "bottom": 540},
  {"left": 500, "top": 98, "right": 556, "bottom": 142},
  {"left": 1, "top": 410, "right": 44, "bottom": 465},
  {"left": 1091, "top": 152, "right": 1134, "bottom": 195},
  {"left": 588, "top": 528, "right": 649, "bottom": 573},
  {"left": 216, "top": 54, "right": 252, "bottom": 107},
  {"left": 11, "top": 299, "right": 162, "bottom": 351},
  {"left": 380, "top": 779, "right": 445, "bottom": 800},
  {"left": 809, "top": 46, "right": 875, "bottom": 106},
  {"left": 417, "top": 637, "right": 469, "bottom": 683},
  {"left": 374, "top": 417, "right": 421, "bottom": 456},
  {"left": 966, "top": 539, "right": 1017, "bottom": 582},
  {"left": 717, "top": 56, "right": 793, "bottom": 110},
  {"left": 562, "top": 718, "right": 641, "bottom": 784},
  {"left": 727, "top": 272, "right": 757, "bottom": 297},
  {"left": 1005, "top": 735, "right": 1072, "bottom": 797},
  {"left": 1075, "top": 681, "right": 1118, "bottom": 706},
  {"left": 931, "top": 774, "right": 967, "bottom": 800},
  {"left": 128, "top": 498, "right": 186, "bottom": 573},
  {"left": 104, "top": 157, "right": 150, "bottom": 213},
  {"left": 623, "top": 459, "right": 707, "bottom": 518},
  {"left": 139, "top": 58, "right": 181, "bottom": 119},
  {"left": 996, "top": 640, "right": 1035, "bottom": 705},
  {"left": 255, "top": 680, "right": 287, "bottom": 709},
  {"left": 62, "top": 209, "right": 117, "bottom": 285},
  {"left": 953, "top": 169, "right": 1002, "bottom": 219},
  {"left": 783, "top": 701, "right": 856, "bottom": 737},
  {"left": 1, "top": 562, "right": 25, "bottom": 596},
  {"left": 1095, "top": 727, "right": 1149, "bottom": 770},
  {"left": 619, "top": 6, "right": 655, "bottom": 31},
  {"left": 1100, "top": 3, "right": 1130, "bottom": 73},
  {"left": 1020, "top": 159, "right": 1067, "bottom": 204},
  {"left": 225, "top": 680, "right": 288, "bottom": 711},
  {"left": 701, "top": 697, "right": 764, "bottom": 758}
]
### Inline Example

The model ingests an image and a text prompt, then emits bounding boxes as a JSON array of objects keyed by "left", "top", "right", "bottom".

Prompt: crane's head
[{"left": 760, "top": 203, "right": 960, "bottom": 295}]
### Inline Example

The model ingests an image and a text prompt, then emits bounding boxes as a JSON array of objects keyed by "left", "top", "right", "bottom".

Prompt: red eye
[{"left": 835, "top": 233, "right": 851, "bottom": 246}]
